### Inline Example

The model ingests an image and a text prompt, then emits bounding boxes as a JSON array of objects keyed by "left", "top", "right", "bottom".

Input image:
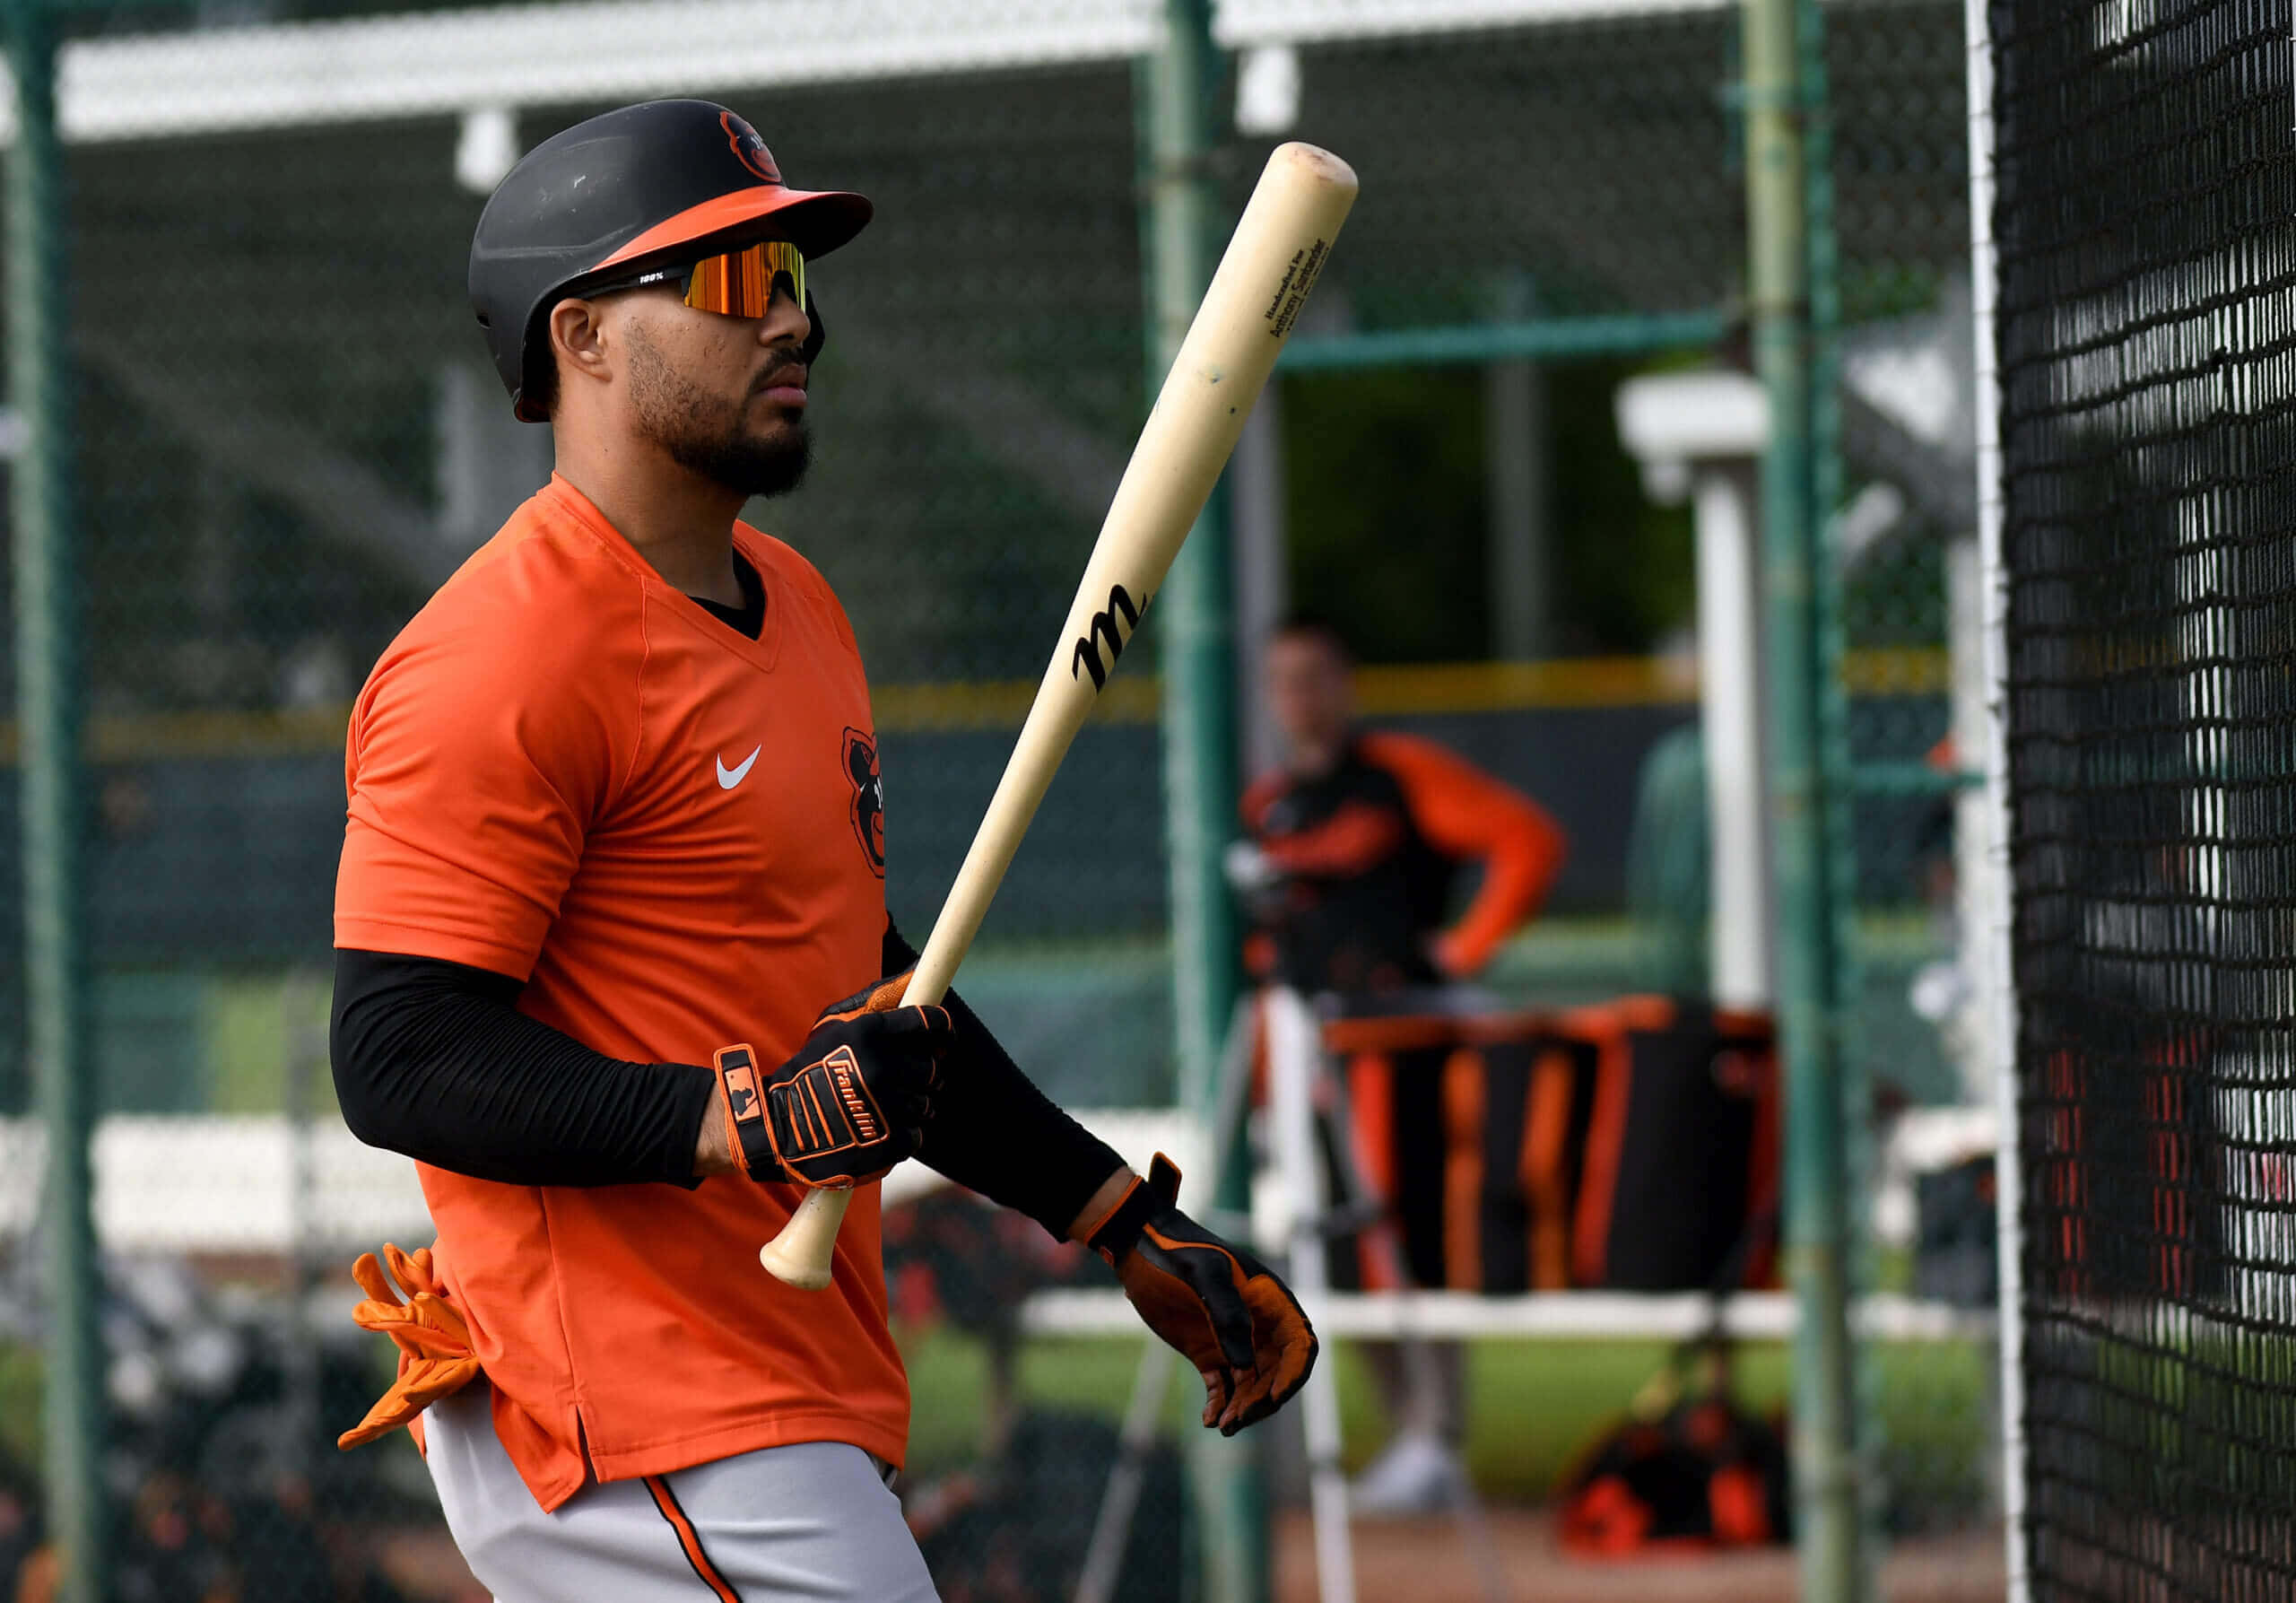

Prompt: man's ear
[{"left": 546, "top": 298, "right": 613, "bottom": 394}]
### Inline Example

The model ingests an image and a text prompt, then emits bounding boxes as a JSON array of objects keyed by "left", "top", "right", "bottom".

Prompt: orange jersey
[
  {"left": 335, "top": 475, "right": 900, "bottom": 1511},
  {"left": 1241, "top": 731, "right": 1564, "bottom": 987}
]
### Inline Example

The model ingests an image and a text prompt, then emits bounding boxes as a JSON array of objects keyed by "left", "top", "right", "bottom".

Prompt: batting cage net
[
  {"left": 0, "top": 0, "right": 2012, "bottom": 1597},
  {"left": 1988, "top": 0, "right": 2296, "bottom": 1593}
]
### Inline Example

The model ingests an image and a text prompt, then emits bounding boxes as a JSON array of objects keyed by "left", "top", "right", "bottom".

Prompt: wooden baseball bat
[{"left": 759, "top": 142, "right": 1359, "bottom": 1291}]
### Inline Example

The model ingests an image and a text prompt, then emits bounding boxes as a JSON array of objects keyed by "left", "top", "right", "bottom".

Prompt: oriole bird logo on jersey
[{"left": 845, "top": 727, "right": 886, "bottom": 876}]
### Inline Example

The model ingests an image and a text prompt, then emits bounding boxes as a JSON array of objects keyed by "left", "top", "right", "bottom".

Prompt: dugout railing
[{"left": 1020, "top": 988, "right": 1998, "bottom": 1603}]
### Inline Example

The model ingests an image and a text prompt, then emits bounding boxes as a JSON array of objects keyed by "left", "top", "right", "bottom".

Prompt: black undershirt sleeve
[
  {"left": 885, "top": 919, "right": 1128, "bottom": 1239},
  {"left": 333, "top": 560, "right": 1119, "bottom": 1224},
  {"left": 330, "top": 920, "right": 1125, "bottom": 1222},
  {"left": 331, "top": 558, "right": 759, "bottom": 1190},
  {"left": 331, "top": 947, "right": 718, "bottom": 1189}
]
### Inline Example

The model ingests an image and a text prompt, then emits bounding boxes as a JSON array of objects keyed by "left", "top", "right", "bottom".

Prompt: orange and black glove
[
  {"left": 336, "top": 1243, "right": 481, "bottom": 1450},
  {"left": 716, "top": 971, "right": 952, "bottom": 1189},
  {"left": 1089, "top": 1154, "right": 1318, "bottom": 1435}
]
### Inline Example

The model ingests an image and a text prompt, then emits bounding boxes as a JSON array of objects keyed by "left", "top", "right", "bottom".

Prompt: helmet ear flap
[{"left": 799, "top": 290, "right": 826, "bottom": 364}]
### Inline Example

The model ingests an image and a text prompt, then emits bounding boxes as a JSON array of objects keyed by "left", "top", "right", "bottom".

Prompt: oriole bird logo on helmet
[{"left": 467, "top": 99, "right": 870, "bottom": 421}]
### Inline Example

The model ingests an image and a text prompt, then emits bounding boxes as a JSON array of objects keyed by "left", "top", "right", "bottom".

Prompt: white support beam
[
  {"left": 10, "top": 0, "right": 1161, "bottom": 144},
  {"left": 1216, "top": 0, "right": 1731, "bottom": 45},
  {"left": 1615, "top": 370, "right": 1775, "bottom": 1011},
  {"left": 0, "top": 1108, "right": 1204, "bottom": 1254},
  {"left": 1022, "top": 1287, "right": 2001, "bottom": 1342},
  {"left": 0, "top": 0, "right": 1736, "bottom": 145},
  {"left": 1691, "top": 462, "right": 1775, "bottom": 1010}
]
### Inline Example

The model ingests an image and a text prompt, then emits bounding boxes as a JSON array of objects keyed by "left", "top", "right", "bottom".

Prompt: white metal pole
[
  {"left": 1265, "top": 987, "right": 1357, "bottom": 1603},
  {"left": 1694, "top": 462, "right": 1776, "bottom": 1011},
  {"left": 1962, "top": 0, "right": 2029, "bottom": 1592},
  {"left": 1074, "top": 1342, "right": 1180, "bottom": 1603},
  {"left": 1613, "top": 371, "right": 1773, "bottom": 1012}
]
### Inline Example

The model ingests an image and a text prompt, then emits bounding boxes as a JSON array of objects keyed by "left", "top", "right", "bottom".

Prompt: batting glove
[
  {"left": 336, "top": 1243, "right": 480, "bottom": 1451},
  {"left": 715, "top": 972, "right": 951, "bottom": 1189},
  {"left": 1089, "top": 1154, "right": 1319, "bottom": 1435}
]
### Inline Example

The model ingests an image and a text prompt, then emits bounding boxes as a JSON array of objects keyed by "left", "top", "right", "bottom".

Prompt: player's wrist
[
  {"left": 1068, "top": 1164, "right": 1139, "bottom": 1246},
  {"left": 1084, "top": 1154, "right": 1182, "bottom": 1264},
  {"left": 693, "top": 1094, "right": 741, "bottom": 1177}
]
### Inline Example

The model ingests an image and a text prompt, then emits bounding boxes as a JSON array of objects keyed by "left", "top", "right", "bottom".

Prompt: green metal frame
[
  {"left": 1849, "top": 763, "right": 1982, "bottom": 797},
  {"left": 1279, "top": 309, "right": 1729, "bottom": 370},
  {"left": 1742, "top": 0, "right": 1866, "bottom": 1594},
  {"left": 8, "top": 6, "right": 105, "bottom": 1600},
  {"left": 1140, "top": 4, "right": 1264, "bottom": 1599},
  {"left": 1796, "top": 0, "right": 1883, "bottom": 1585}
]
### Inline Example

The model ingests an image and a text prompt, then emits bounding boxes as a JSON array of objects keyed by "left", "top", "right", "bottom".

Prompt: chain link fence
[
  {"left": 0, "top": 0, "right": 2018, "bottom": 1597},
  {"left": 1820, "top": 0, "right": 2005, "bottom": 1562}
]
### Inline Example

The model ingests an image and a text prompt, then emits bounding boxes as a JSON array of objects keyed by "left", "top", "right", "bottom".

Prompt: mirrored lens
[{"left": 683, "top": 240, "right": 805, "bottom": 318}]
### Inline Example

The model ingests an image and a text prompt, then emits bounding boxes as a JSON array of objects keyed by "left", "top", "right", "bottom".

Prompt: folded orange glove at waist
[{"left": 336, "top": 1242, "right": 483, "bottom": 1451}]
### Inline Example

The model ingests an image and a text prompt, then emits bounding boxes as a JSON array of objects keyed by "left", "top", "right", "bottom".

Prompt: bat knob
[{"left": 759, "top": 1185, "right": 851, "bottom": 1291}]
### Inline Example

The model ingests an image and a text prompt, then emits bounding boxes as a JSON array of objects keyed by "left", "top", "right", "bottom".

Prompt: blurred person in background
[
  {"left": 1231, "top": 614, "right": 1565, "bottom": 1514},
  {"left": 1233, "top": 616, "right": 1564, "bottom": 998}
]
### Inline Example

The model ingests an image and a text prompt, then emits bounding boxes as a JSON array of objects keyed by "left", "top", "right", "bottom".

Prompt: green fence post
[
  {"left": 1138, "top": 3, "right": 1262, "bottom": 1599},
  {"left": 7, "top": 7, "right": 105, "bottom": 1601},
  {"left": 1793, "top": 0, "right": 1884, "bottom": 1582},
  {"left": 1741, "top": 0, "right": 1865, "bottom": 1595}
]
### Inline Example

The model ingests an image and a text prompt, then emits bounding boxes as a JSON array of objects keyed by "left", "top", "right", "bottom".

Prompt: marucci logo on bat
[{"left": 1071, "top": 583, "right": 1150, "bottom": 691}]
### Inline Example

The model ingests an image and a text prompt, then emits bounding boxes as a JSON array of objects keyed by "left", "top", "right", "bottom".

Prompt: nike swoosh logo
[{"left": 717, "top": 746, "right": 761, "bottom": 789}]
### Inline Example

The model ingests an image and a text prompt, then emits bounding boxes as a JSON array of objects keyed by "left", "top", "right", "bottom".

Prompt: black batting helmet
[{"left": 468, "top": 100, "right": 872, "bottom": 422}]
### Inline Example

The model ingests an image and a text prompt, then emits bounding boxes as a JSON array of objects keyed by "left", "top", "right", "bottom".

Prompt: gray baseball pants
[{"left": 423, "top": 1388, "right": 941, "bottom": 1602}]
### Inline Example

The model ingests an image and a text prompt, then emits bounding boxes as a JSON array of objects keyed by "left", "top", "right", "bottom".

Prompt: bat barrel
[
  {"left": 903, "top": 143, "right": 1359, "bottom": 1006},
  {"left": 761, "top": 143, "right": 1358, "bottom": 1291}
]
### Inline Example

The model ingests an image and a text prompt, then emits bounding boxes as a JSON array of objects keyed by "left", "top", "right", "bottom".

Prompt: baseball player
[
  {"left": 1232, "top": 615, "right": 1565, "bottom": 998},
  {"left": 1230, "top": 614, "right": 1561, "bottom": 1512},
  {"left": 329, "top": 100, "right": 1316, "bottom": 1602}
]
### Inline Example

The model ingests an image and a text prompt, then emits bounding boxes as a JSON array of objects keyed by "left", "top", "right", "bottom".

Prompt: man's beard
[{"left": 627, "top": 327, "right": 812, "bottom": 499}]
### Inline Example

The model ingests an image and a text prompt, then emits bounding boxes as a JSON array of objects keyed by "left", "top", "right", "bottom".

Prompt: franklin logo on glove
[{"left": 716, "top": 971, "right": 946, "bottom": 1191}]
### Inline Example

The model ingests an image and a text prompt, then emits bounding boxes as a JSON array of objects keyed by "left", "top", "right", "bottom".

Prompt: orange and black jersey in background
[{"left": 1239, "top": 731, "right": 1564, "bottom": 996}]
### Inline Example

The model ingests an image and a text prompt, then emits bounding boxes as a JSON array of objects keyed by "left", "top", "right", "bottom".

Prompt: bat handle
[
  {"left": 757, "top": 971, "right": 949, "bottom": 1292},
  {"left": 758, "top": 1186, "right": 851, "bottom": 1291}
]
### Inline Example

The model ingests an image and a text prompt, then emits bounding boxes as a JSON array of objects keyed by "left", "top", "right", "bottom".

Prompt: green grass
[
  {"left": 0, "top": 1343, "right": 39, "bottom": 1474},
  {"left": 898, "top": 1330, "right": 1800, "bottom": 1501},
  {"left": 899, "top": 1328, "right": 1989, "bottom": 1506},
  {"left": 204, "top": 971, "right": 335, "bottom": 1115},
  {"left": 0, "top": 1326, "right": 1985, "bottom": 1519},
  {"left": 20, "top": 1327, "right": 1764, "bottom": 1502}
]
